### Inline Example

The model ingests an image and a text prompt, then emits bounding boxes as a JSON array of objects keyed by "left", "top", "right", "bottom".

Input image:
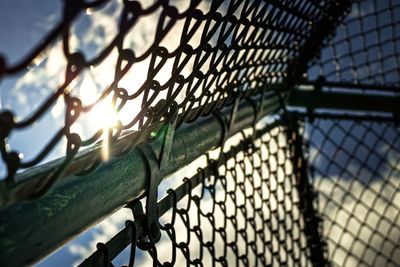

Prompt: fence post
[{"left": 286, "top": 113, "right": 326, "bottom": 266}]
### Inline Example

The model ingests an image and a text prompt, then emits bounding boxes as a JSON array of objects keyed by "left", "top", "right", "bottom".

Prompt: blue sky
[
  {"left": 1, "top": 0, "right": 399, "bottom": 266},
  {"left": 0, "top": 1, "right": 218, "bottom": 265},
  {"left": 0, "top": 1, "right": 142, "bottom": 265}
]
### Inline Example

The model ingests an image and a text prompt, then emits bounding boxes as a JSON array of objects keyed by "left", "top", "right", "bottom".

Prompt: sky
[
  {"left": 0, "top": 0, "right": 224, "bottom": 266},
  {"left": 0, "top": 1, "right": 143, "bottom": 265},
  {"left": 304, "top": 1, "right": 400, "bottom": 265},
  {"left": 0, "top": 0, "right": 399, "bottom": 266}
]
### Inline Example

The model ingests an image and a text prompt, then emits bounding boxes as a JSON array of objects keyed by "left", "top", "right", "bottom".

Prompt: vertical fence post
[{"left": 286, "top": 113, "right": 326, "bottom": 266}]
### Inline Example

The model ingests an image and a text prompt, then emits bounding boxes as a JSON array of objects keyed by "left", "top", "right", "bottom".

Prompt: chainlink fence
[
  {"left": 0, "top": 0, "right": 347, "bottom": 191},
  {"left": 0, "top": 0, "right": 399, "bottom": 266},
  {"left": 307, "top": 0, "right": 400, "bottom": 87},
  {"left": 302, "top": 0, "right": 400, "bottom": 266},
  {"left": 305, "top": 118, "right": 400, "bottom": 267},
  {"left": 81, "top": 118, "right": 325, "bottom": 267}
]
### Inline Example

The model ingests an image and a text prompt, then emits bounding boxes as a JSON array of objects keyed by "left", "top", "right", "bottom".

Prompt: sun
[
  {"left": 88, "top": 99, "right": 119, "bottom": 161},
  {"left": 78, "top": 60, "right": 167, "bottom": 162}
]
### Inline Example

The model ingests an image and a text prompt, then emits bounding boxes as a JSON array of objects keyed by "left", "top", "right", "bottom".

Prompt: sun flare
[{"left": 89, "top": 100, "right": 119, "bottom": 161}]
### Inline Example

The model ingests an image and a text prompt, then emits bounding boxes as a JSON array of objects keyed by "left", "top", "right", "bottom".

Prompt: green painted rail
[{"left": 0, "top": 93, "right": 280, "bottom": 266}]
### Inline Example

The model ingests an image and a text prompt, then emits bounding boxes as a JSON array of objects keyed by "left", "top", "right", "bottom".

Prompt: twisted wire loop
[
  {"left": 80, "top": 119, "right": 326, "bottom": 266},
  {"left": 3, "top": 0, "right": 400, "bottom": 267},
  {"left": 0, "top": 0, "right": 350, "bottom": 202}
]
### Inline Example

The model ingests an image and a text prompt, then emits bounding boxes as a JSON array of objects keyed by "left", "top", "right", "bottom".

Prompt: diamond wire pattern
[
  {"left": 0, "top": 0, "right": 337, "bottom": 186},
  {"left": 81, "top": 122, "right": 321, "bottom": 266},
  {"left": 306, "top": 119, "right": 400, "bottom": 267},
  {"left": 308, "top": 0, "right": 400, "bottom": 89}
]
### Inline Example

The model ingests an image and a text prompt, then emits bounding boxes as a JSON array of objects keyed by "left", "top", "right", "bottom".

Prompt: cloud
[
  {"left": 310, "top": 123, "right": 400, "bottom": 267},
  {"left": 68, "top": 208, "right": 133, "bottom": 267}
]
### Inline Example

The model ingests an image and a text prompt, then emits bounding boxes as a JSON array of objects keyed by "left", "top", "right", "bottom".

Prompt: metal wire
[
  {"left": 307, "top": 0, "right": 400, "bottom": 92},
  {"left": 80, "top": 118, "right": 325, "bottom": 267},
  {"left": 305, "top": 118, "right": 400, "bottom": 267},
  {"left": 1, "top": 0, "right": 400, "bottom": 266},
  {"left": 301, "top": 2, "right": 400, "bottom": 265},
  {"left": 0, "top": 0, "right": 350, "bottom": 202}
]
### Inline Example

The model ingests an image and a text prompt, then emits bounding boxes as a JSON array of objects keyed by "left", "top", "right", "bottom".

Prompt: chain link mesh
[
  {"left": 307, "top": 0, "right": 400, "bottom": 91},
  {"left": 301, "top": 1, "right": 400, "bottom": 265},
  {"left": 1, "top": 0, "right": 400, "bottom": 266},
  {"left": 305, "top": 118, "right": 400, "bottom": 267},
  {"left": 0, "top": 0, "right": 347, "bottom": 197},
  {"left": 80, "top": 119, "right": 325, "bottom": 266}
]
